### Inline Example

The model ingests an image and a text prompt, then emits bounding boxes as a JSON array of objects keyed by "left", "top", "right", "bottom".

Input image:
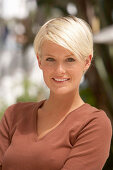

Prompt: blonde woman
[{"left": 0, "top": 16, "right": 112, "bottom": 170}]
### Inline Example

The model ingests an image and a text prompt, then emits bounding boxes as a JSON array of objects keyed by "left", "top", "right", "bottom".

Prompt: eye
[
  {"left": 46, "top": 57, "right": 55, "bottom": 62},
  {"left": 66, "top": 58, "right": 75, "bottom": 62}
]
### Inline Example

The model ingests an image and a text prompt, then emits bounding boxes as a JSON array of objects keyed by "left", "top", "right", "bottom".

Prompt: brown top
[{"left": 0, "top": 100, "right": 112, "bottom": 170}]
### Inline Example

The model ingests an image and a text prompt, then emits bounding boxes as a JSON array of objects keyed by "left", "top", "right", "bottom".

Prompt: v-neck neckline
[{"left": 33, "top": 99, "right": 89, "bottom": 142}]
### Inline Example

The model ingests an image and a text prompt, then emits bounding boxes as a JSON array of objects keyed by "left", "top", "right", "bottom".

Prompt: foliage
[
  {"left": 0, "top": 100, "right": 8, "bottom": 120},
  {"left": 0, "top": 0, "right": 113, "bottom": 169},
  {"left": 80, "top": 86, "right": 97, "bottom": 106},
  {"left": 0, "top": 78, "right": 48, "bottom": 119}
]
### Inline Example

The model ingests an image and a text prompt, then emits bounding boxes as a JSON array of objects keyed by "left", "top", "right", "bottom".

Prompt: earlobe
[
  {"left": 84, "top": 55, "right": 92, "bottom": 71},
  {"left": 89, "top": 55, "right": 92, "bottom": 62},
  {"left": 37, "top": 55, "right": 42, "bottom": 69},
  {"left": 37, "top": 55, "right": 39, "bottom": 63}
]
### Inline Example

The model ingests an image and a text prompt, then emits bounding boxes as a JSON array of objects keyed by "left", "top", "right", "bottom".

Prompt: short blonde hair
[{"left": 34, "top": 16, "right": 93, "bottom": 63}]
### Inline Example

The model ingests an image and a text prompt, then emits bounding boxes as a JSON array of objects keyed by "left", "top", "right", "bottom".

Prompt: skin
[{"left": 37, "top": 40, "right": 91, "bottom": 120}]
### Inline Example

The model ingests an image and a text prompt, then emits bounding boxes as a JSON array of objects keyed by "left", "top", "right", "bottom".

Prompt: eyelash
[
  {"left": 46, "top": 57, "right": 75, "bottom": 62},
  {"left": 66, "top": 58, "right": 75, "bottom": 62},
  {"left": 46, "top": 58, "right": 55, "bottom": 61}
]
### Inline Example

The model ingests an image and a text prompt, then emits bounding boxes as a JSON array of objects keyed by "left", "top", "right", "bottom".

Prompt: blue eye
[
  {"left": 66, "top": 58, "right": 75, "bottom": 62},
  {"left": 46, "top": 58, "right": 55, "bottom": 61}
]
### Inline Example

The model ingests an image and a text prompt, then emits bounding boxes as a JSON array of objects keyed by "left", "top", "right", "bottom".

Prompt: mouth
[{"left": 52, "top": 78, "right": 70, "bottom": 83}]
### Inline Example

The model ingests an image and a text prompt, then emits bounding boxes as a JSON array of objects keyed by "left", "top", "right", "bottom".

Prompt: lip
[
  {"left": 52, "top": 78, "right": 70, "bottom": 83},
  {"left": 52, "top": 77, "right": 70, "bottom": 79}
]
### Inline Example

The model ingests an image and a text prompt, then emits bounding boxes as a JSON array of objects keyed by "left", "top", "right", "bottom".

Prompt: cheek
[
  {"left": 69, "top": 67, "right": 83, "bottom": 79},
  {"left": 68, "top": 66, "right": 80, "bottom": 74},
  {"left": 42, "top": 67, "right": 52, "bottom": 75},
  {"left": 41, "top": 62, "right": 54, "bottom": 71},
  {"left": 41, "top": 66, "right": 52, "bottom": 80}
]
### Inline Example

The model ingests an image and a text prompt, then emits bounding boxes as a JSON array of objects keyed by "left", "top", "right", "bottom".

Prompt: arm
[
  {"left": 0, "top": 105, "right": 15, "bottom": 167},
  {"left": 61, "top": 112, "right": 112, "bottom": 170}
]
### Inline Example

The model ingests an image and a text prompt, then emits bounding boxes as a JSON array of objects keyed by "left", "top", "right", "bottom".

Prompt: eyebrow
[{"left": 44, "top": 54, "right": 74, "bottom": 57}]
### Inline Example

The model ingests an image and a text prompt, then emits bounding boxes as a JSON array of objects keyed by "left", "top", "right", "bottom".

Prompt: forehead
[{"left": 41, "top": 40, "right": 73, "bottom": 57}]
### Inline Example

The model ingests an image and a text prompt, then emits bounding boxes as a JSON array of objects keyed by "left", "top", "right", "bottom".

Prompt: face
[{"left": 38, "top": 40, "right": 90, "bottom": 95}]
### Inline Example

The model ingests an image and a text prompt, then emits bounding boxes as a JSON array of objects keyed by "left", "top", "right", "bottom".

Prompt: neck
[{"left": 43, "top": 89, "right": 85, "bottom": 115}]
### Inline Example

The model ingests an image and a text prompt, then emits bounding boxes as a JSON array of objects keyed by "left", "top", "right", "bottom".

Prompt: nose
[{"left": 55, "top": 63, "right": 66, "bottom": 74}]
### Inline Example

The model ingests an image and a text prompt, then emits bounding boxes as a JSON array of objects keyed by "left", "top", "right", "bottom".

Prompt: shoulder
[
  {"left": 1, "top": 100, "right": 45, "bottom": 125},
  {"left": 3, "top": 101, "right": 37, "bottom": 117},
  {"left": 4, "top": 99, "right": 45, "bottom": 113},
  {"left": 75, "top": 103, "right": 112, "bottom": 127},
  {"left": 70, "top": 104, "right": 112, "bottom": 148},
  {"left": 85, "top": 103, "right": 111, "bottom": 124},
  {"left": 81, "top": 103, "right": 112, "bottom": 139},
  {"left": 82, "top": 103, "right": 110, "bottom": 119}
]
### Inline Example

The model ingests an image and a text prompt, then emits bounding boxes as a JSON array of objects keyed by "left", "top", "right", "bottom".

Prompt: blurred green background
[{"left": 0, "top": 0, "right": 113, "bottom": 169}]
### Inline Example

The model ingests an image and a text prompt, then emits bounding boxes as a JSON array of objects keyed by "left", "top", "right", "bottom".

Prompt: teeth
[{"left": 54, "top": 78, "right": 69, "bottom": 81}]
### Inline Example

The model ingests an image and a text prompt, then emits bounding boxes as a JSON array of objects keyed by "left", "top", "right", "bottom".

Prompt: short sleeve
[
  {"left": 61, "top": 111, "right": 112, "bottom": 170},
  {"left": 0, "top": 104, "right": 15, "bottom": 166}
]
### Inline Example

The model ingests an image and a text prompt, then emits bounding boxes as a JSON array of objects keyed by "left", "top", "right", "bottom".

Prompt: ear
[
  {"left": 84, "top": 55, "right": 92, "bottom": 71},
  {"left": 37, "top": 54, "right": 42, "bottom": 69}
]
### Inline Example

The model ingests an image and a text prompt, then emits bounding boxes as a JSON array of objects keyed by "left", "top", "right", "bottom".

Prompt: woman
[{"left": 0, "top": 16, "right": 112, "bottom": 170}]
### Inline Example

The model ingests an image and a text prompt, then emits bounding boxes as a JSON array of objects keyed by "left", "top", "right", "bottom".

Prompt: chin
[{"left": 50, "top": 87, "right": 76, "bottom": 95}]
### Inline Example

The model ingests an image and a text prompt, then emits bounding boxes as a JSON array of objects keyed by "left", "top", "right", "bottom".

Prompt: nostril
[{"left": 55, "top": 67, "right": 66, "bottom": 73}]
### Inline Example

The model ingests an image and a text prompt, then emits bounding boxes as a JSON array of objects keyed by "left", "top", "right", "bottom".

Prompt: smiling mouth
[{"left": 52, "top": 78, "right": 70, "bottom": 83}]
